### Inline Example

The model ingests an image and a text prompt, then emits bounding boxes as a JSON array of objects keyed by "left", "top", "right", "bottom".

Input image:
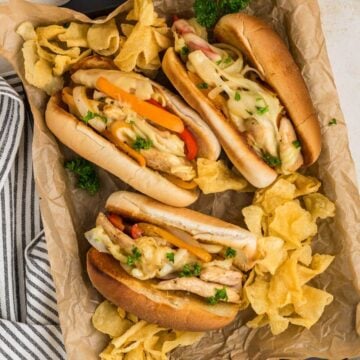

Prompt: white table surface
[{"left": 1, "top": 1, "right": 359, "bottom": 184}]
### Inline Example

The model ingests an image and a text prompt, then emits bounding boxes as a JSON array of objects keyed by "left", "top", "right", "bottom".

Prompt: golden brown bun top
[
  {"left": 214, "top": 13, "right": 321, "bottom": 165},
  {"left": 87, "top": 248, "right": 239, "bottom": 331},
  {"left": 105, "top": 191, "right": 257, "bottom": 259}
]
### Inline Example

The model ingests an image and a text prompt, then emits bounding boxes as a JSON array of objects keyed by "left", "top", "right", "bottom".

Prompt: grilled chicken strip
[
  {"left": 156, "top": 277, "right": 240, "bottom": 303},
  {"left": 96, "top": 212, "right": 134, "bottom": 252},
  {"left": 200, "top": 266, "right": 242, "bottom": 288},
  {"left": 141, "top": 148, "right": 196, "bottom": 181}
]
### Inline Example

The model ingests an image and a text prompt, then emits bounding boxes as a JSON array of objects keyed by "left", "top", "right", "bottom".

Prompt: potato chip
[
  {"left": 255, "top": 237, "right": 287, "bottom": 275},
  {"left": 194, "top": 158, "right": 248, "bottom": 194},
  {"left": 126, "top": 0, "right": 157, "bottom": 25},
  {"left": 245, "top": 277, "right": 271, "bottom": 315},
  {"left": 303, "top": 192, "right": 336, "bottom": 220},
  {"left": 58, "top": 22, "right": 89, "bottom": 48},
  {"left": 161, "top": 332, "right": 204, "bottom": 358},
  {"left": 114, "top": 0, "right": 171, "bottom": 73},
  {"left": 22, "top": 40, "right": 63, "bottom": 95},
  {"left": 242, "top": 205, "right": 264, "bottom": 238},
  {"left": 289, "top": 285, "right": 333, "bottom": 329},
  {"left": 92, "top": 301, "right": 132, "bottom": 338},
  {"left": 283, "top": 173, "right": 321, "bottom": 197},
  {"left": 88, "top": 19, "right": 120, "bottom": 56},
  {"left": 254, "top": 178, "right": 296, "bottom": 214},
  {"left": 268, "top": 201, "right": 317, "bottom": 248},
  {"left": 53, "top": 49, "right": 91, "bottom": 76},
  {"left": 16, "top": 21, "right": 37, "bottom": 41},
  {"left": 94, "top": 301, "right": 203, "bottom": 360},
  {"left": 121, "top": 24, "right": 134, "bottom": 38}
]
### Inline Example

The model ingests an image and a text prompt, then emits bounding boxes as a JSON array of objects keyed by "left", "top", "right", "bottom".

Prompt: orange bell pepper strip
[
  {"left": 103, "top": 129, "right": 146, "bottom": 167},
  {"left": 96, "top": 77, "right": 184, "bottom": 133},
  {"left": 137, "top": 223, "right": 212, "bottom": 263},
  {"left": 179, "top": 128, "right": 198, "bottom": 161},
  {"left": 162, "top": 173, "right": 198, "bottom": 190}
]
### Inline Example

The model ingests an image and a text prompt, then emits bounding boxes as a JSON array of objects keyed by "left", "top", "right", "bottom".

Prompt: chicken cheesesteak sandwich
[
  {"left": 86, "top": 191, "right": 256, "bottom": 331},
  {"left": 46, "top": 57, "right": 222, "bottom": 207},
  {"left": 163, "top": 14, "right": 322, "bottom": 188}
]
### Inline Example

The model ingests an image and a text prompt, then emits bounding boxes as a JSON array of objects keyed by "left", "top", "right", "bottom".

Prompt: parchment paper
[{"left": 0, "top": 0, "right": 359, "bottom": 358}]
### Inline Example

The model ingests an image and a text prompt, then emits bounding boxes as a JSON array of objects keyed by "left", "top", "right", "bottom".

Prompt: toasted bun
[
  {"left": 45, "top": 93, "right": 198, "bottom": 207},
  {"left": 87, "top": 248, "right": 239, "bottom": 331},
  {"left": 163, "top": 15, "right": 321, "bottom": 187},
  {"left": 214, "top": 13, "right": 321, "bottom": 166},
  {"left": 105, "top": 191, "right": 257, "bottom": 260}
]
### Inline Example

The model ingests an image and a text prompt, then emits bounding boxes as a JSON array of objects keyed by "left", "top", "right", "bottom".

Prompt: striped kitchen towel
[{"left": 0, "top": 74, "right": 66, "bottom": 360}]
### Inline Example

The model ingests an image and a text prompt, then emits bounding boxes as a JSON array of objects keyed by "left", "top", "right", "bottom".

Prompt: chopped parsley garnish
[
  {"left": 179, "top": 263, "right": 201, "bottom": 277},
  {"left": 166, "top": 252, "right": 175, "bottom": 263},
  {"left": 262, "top": 153, "right": 282, "bottom": 167},
  {"left": 292, "top": 140, "right": 301, "bottom": 149},
  {"left": 197, "top": 82, "right": 209, "bottom": 89},
  {"left": 216, "top": 59, "right": 222, "bottom": 65},
  {"left": 82, "top": 111, "right": 107, "bottom": 124},
  {"left": 234, "top": 92, "right": 241, "bottom": 101},
  {"left": 225, "top": 247, "right": 237, "bottom": 258},
  {"left": 180, "top": 46, "right": 190, "bottom": 56},
  {"left": 207, "top": 287, "right": 228, "bottom": 305},
  {"left": 127, "top": 247, "right": 142, "bottom": 267},
  {"left": 255, "top": 105, "right": 269, "bottom": 115},
  {"left": 328, "top": 118, "right": 337, "bottom": 126},
  {"left": 132, "top": 136, "right": 153, "bottom": 151},
  {"left": 64, "top": 157, "right": 100, "bottom": 195},
  {"left": 194, "top": 0, "right": 251, "bottom": 28},
  {"left": 224, "top": 56, "right": 232, "bottom": 64}
]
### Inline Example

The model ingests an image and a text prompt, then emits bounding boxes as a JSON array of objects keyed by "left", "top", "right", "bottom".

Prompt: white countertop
[{"left": 1, "top": 1, "right": 359, "bottom": 184}]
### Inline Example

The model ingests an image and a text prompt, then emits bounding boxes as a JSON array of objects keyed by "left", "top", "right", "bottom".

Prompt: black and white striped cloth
[{"left": 0, "top": 73, "right": 66, "bottom": 359}]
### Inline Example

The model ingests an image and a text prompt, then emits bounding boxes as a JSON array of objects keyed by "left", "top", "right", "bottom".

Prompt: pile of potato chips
[
  {"left": 92, "top": 301, "right": 204, "bottom": 360},
  {"left": 114, "top": 0, "right": 171, "bottom": 75},
  {"left": 16, "top": 0, "right": 171, "bottom": 95},
  {"left": 241, "top": 173, "right": 336, "bottom": 335}
]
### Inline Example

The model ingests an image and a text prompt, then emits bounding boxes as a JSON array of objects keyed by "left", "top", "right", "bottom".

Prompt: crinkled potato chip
[
  {"left": 58, "top": 22, "right": 90, "bottom": 48},
  {"left": 53, "top": 49, "right": 91, "bottom": 76},
  {"left": 22, "top": 40, "right": 63, "bottom": 95},
  {"left": 303, "top": 192, "right": 336, "bottom": 220},
  {"left": 92, "top": 300, "right": 132, "bottom": 338},
  {"left": 194, "top": 158, "right": 248, "bottom": 194},
  {"left": 289, "top": 285, "right": 333, "bottom": 329},
  {"left": 255, "top": 237, "right": 287, "bottom": 275},
  {"left": 242, "top": 205, "right": 264, "bottom": 238},
  {"left": 283, "top": 173, "right": 321, "bottom": 197},
  {"left": 269, "top": 201, "right": 318, "bottom": 247},
  {"left": 88, "top": 19, "right": 120, "bottom": 56},
  {"left": 254, "top": 178, "right": 296, "bottom": 214},
  {"left": 114, "top": 0, "right": 171, "bottom": 73},
  {"left": 93, "top": 301, "right": 203, "bottom": 359},
  {"left": 16, "top": 21, "right": 37, "bottom": 41}
]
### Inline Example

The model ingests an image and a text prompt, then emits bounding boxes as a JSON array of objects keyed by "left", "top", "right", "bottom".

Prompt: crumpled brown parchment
[{"left": 0, "top": 0, "right": 359, "bottom": 359}]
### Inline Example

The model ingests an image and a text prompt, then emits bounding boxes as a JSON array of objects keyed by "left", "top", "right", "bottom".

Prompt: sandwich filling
[
  {"left": 62, "top": 69, "right": 199, "bottom": 187},
  {"left": 85, "top": 212, "right": 247, "bottom": 305},
  {"left": 172, "top": 19, "right": 304, "bottom": 174}
]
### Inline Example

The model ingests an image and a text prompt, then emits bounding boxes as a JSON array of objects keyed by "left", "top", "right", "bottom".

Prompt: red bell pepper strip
[
  {"left": 107, "top": 213, "right": 125, "bottom": 231},
  {"left": 179, "top": 128, "right": 198, "bottom": 161},
  {"left": 130, "top": 224, "right": 144, "bottom": 239}
]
